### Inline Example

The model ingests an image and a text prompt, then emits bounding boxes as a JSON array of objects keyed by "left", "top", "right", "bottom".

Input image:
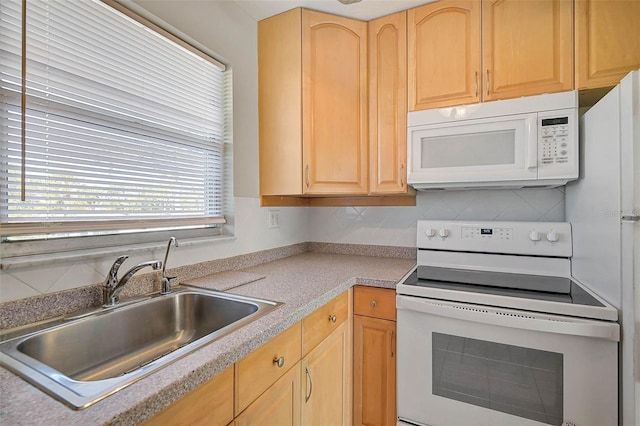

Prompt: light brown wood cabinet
[
  {"left": 259, "top": 9, "right": 415, "bottom": 206},
  {"left": 353, "top": 286, "right": 396, "bottom": 426},
  {"left": 368, "top": 11, "right": 408, "bottom": 195},
  {"left": 300, "top": 291, "right": 352, "bottom": 425},
  {"left": 408, "top": 0, "right": 573, "bottom": 110},
  {"left": 300, "top": 291, "right": 352, "bottom": 426},
  {"left": 259, "top": 8, "right": 368, "bottom": 197},
  {"left": 235, "top": 322, "right": 302, "bottom": 414},
  {"left": 302, "top": 290, "right": 349, "bottom": 356},
  {"left": 146, "top": 291, "right": 352, "bottom": 426},
  {"left": 408, "top": 0, "right": 481, "bottom": 110},
  {"left": 575, "top": 0, "right": 640, "bottom": 90},
  {"left": 301, "top": 321, "right": 351, "bottom": 426},
  {"left": 235, "top": 363, "right": 301, "bottom": 426},
  {"left": 143, "top": 365, "right": 234, "bottom": 426}
]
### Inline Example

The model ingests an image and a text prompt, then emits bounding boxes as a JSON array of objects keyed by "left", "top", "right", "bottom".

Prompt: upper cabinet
[
  {"left": 259, "top": 8, "right": 368, "bottom": 197},
  {"left": 408, "top": 0, "right": 481, "bottom": 110},
  {"left": 408, "top": 0, "right": 573, "bottom": 111},
  {"left": 258, "top": 9, "right": 303, "bottom": 197},
  {"left": 369, "top": 11, "right": 408, "bottom": 194},
  {"left": 482, "top": 0, "right": 574, "bottom": 101},
  {"left": 575, "top": 0, "right": 640, "bottom": 90},
  {"left": 259, "top": 8, "right": 415, "bottom": 205},
  {"left": 303, "top": 11, "right": 369, "bottom": 195}
]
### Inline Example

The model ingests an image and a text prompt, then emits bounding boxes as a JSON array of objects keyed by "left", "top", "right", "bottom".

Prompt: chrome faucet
[
  {"left": 161, "top": 237, "right": 179, "bottom": 295},
  {"left": 103, "top": 255, "right": 162, "bottom": 307}
]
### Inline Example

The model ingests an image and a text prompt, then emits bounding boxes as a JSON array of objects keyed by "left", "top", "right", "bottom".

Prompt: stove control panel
[{"left": 417, "top": 220, "right": 572, "bottom": 257}]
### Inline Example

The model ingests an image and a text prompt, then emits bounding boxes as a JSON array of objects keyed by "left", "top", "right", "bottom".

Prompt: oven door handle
[{"left": 397, "top": 295, "right": 620, "bottom": 341}]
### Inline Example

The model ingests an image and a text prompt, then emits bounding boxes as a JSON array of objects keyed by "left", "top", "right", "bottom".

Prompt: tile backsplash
[
  {"left": 307, "top": 188, "right": 565, "bottom": 247},
  {"left": 0, "top": 188, "right": 564, "bottom": 303}
]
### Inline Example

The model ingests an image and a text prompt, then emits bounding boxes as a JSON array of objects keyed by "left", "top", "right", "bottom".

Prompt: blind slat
[{"left": 0, "top": 0, "right": 229, "bottom": 237}]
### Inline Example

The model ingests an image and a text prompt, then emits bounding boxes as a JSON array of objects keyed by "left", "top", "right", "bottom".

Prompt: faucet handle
[
  {"left": 104, "top": 255, "right": 129, "bottom": 287},
  {"left": 112, "top": 255, "right": 129, "bottom": 269},
  {"left": 161, "top": 275, "right": 178, "bottom": 295}
]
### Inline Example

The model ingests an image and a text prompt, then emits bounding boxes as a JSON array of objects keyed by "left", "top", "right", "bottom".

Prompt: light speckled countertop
[{"left": 0, "top": 252, "right": 415, "bottom": 425}]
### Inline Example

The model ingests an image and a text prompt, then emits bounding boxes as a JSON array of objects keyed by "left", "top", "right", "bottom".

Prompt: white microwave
[{"left": 407, "top": 91, "right": 578, "bottom": 190}]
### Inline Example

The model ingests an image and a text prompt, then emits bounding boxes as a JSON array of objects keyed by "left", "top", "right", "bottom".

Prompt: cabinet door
[
  {"left": 369, "top": 11, "right": 408, "bottom": 194},
  {"left": 143, "top": 366, "right": 234, "bottom": 426},
  {"left": 353, "top": 316, "right": 396, "bottom": 426},
  {"left": 301, "top": 322, "right": 351, "bottom": 426},
  {"left": 575, "top": 0, "right": 640, "bottom": 90},
  {"left": 235, "top": 363, "right": 301, "bottom": 426},
  {"left": 482, "top": 0, "right": 573, "bottom": 101},
  {"left": 408, "top": 0, "right": 481, "bottom": 110},
  {"left": 302, "top": 10, "right": 368, "bottom": 195}
]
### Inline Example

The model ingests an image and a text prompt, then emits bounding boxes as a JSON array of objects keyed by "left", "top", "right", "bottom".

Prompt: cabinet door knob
[
  {"left": 370, "top": 300, "right": 377, "bottom": 308},
  {"left": 305, "top": 165, "right": 310, "bottom": 188},
  {"left": 273, "top": 356, "right": 285, "bottom": 368},
  {"left": 328, "top": 314, "right": 337, "bottom": 323}
]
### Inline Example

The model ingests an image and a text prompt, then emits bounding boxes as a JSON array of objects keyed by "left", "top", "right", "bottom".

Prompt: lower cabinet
[
  {"left": 235, "top": 363, "right": 301, "bottom": 426},
  {"left": 353, "top": 286, "right": 397, "bottom": 426},
  {"left": 144, "top": 290, "right": 352, "bottom": 426},
  {"left": 301, "top": 321, "right": 351, "bottom": 426},
  {"left": 353, "top": 315, "right": 396, "bottom": 426},
  {"left": 143, "top": 365, "right": 234, "bottom": 426}
]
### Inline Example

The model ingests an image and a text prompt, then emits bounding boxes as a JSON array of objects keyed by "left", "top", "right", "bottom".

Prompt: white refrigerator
[{"left": 566, "top": 69, "right": 639, "bottom": 426}]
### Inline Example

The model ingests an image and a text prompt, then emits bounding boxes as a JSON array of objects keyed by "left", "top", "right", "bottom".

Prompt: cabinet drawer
[
  {"left": 235, "top": 322, "right": 302, "bottom": 414},
  {"left": 354, "top": 286, "right": 396, "bottom": 321},
  {"left": 302, "top": 291, "right": 349, "bottom": 356},
  {"left": 143, "top": 365, "right": 234, "bottom": 426}
]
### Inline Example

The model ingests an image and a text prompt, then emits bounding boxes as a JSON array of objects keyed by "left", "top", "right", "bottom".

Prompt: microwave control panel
[{"left": 537, "top": 108, "right": 578, "bottom": 179}]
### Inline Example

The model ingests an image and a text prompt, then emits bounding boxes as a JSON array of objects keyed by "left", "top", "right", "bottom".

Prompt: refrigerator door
[
  {"left": 619, "top": 70, "right": 639, "bottom": 426},
  {"left": 566, "top": 84, "right": 621, "bottom": 306},
  {"left": 567, "top": 69, "right": 639, "bottom": 426}
]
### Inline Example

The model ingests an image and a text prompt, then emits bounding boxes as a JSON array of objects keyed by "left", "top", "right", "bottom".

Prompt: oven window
[{"left": 432, "top": 333, "right": 563, "bottom": 425}]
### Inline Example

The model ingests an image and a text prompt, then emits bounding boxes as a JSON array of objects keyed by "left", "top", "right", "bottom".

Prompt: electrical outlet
[{"left": 268, "top": 209, "right": 280, "bottom": 229}]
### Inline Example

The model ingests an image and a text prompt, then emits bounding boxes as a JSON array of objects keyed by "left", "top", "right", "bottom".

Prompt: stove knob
[
  {"left": 529, "top": 230, "right": 541, "bottom": 242},
  {"left": 425, "top": 228, "right": 436, "bottom": 238},
  {"left": 546, "top": 231, "right": 559, "bottom": 242},
  {"left": 439, "top": 228, "right": 449, "bottom": 238}
]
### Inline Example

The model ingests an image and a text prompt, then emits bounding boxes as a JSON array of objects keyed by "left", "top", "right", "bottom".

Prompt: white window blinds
[{"left": 0, "top": 0, "right": 228, "bottom": 237}]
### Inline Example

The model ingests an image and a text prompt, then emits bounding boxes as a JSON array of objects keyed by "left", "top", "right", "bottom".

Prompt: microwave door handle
[{"left": 526, "top": 119, "right": 538, "bottom": 170}]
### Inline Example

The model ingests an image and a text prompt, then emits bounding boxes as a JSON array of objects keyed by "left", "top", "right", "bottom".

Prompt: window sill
[{"left": 0, "top": 235, "right": 237, "bottom": 271}]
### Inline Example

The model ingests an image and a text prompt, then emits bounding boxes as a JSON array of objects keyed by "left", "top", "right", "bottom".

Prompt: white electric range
[{"left": 396, "top": 220, "right": 619, "bottom": 426}]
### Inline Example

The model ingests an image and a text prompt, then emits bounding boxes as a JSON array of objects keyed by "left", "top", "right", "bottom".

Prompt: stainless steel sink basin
[{"left": 0, "top": 287, "right": 280, "bottom": 409}]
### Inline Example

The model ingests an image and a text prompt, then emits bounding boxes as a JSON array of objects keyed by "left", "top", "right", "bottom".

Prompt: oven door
[{"left": 396, "top": 295, "right": 619, "bottom": 426}]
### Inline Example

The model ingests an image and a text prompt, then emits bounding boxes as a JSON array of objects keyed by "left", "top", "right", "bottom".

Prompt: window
[{"left": 0, "top": 0, "right": 229, "bottom": 243}]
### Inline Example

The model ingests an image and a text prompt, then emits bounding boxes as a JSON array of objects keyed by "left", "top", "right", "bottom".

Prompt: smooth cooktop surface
[{"left": 402, "top": 266, "right": 605, "bottom": 308}]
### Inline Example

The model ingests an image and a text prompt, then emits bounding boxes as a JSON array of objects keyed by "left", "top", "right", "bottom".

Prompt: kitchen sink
[{"left": 0, "top": 287, "right": 280, "bottom": 409}]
